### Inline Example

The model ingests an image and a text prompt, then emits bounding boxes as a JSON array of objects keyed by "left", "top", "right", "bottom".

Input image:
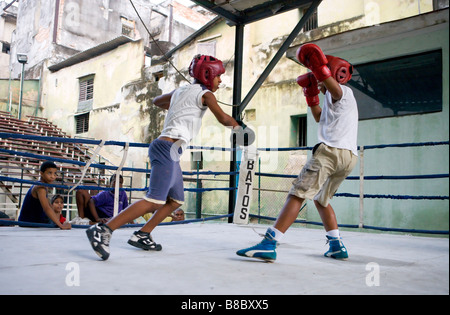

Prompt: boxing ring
[
  {"left": 0, "top": 132, "right": 448, "bottom": 295},
  {"left": 0, "top": 132, "right": 448, "bottom": 234}
]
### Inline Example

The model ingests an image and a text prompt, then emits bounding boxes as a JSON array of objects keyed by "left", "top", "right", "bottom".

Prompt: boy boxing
[
  {"left": 237, "top": 43, "right": 358, "bottom": 261},
  {"left": 87, "top": 55, "right": 254, "bottom": 260}
]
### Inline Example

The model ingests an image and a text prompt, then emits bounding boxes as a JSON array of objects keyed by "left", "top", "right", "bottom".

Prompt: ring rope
[
  {"left": 2, "top": 132, "right": 448, "bottom": 152},
  {"left": 0, "top": 213, "right": 233, "bottom": 229},
  {"left": 1, "top": 131, "right": 448, "bottom": 234},
  {"left": 0, "top": 176, "right": 236, "bottom": 193},
  {"left": 249, "top": 214, "right": 449, "bottom": 235}
]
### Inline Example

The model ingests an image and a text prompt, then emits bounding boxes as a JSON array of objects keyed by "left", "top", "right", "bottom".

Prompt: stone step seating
[{"left": 0, "top": 111, "right": 108, "bottom": 213}]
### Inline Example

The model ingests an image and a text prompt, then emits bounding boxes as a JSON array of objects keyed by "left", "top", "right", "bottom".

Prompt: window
[
  {"left": 78, "top": 75, "right": 94, "bottom": 113},
  {"left": 75, "top": 113, "right": 89, "bottom": 134},
  {"left": 79, "top": 77, "right": 94, "bottom": 102},
  {"left": 1, "top": 41, "right": 10, "bottom": 54},
  {"left": 297, "top": 116, "right": 307, "bottom": 147},
  {"left": 348, "top": 50, "right": 443, "bottom": 120},
  {"left": 291, "top": 115, "right": 307, "bottom": 147},
  {"left": 302, "top": 8, "right": 318, "bottom": 32},
  {"left": 121, "top": 17, "right": 135, "bottom": 38}
]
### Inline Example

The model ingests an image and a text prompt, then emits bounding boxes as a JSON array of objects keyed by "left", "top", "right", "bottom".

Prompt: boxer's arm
[
  {"left": 153, "top": 90, "right": 174, "bottom": 110},
  {"left": 322, "top": 76, "right": 343, "bottom": 102},
  {"left": 310, "top": 104, "right": 322, "bottom": 123},
  {"left": 297, "top": 73, "right": 320, "bottom": 107},
  {"left": 203, "top": 92, "right": 238, "bottom": 128}
]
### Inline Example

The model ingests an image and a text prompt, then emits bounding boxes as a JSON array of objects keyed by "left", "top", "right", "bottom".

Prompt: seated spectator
[
  {"left": 18, "top": 161, "right": 71, "bottom": 229},
  {"left": 50, "top": 194, "right": 66, "bottom": 224},
  {"left": 172, "top": 208, "right": 185, "bottom": 221},
  {"left": 76, "top": 174, "right": 128, "bottom": 224},
  {"left": 142, "top": 208, "right": 185, "bottom": 223}
]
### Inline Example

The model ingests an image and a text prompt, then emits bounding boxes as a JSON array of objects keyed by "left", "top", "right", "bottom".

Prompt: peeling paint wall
[
  {"left": 41, "top": 40, "right": 150, "bottom": 170},
  {"left": 10, "top": 0, "right": 154, "bottom": 79},
  {"left": 0, "top": 78, "right": 40, "bottom": 117}
]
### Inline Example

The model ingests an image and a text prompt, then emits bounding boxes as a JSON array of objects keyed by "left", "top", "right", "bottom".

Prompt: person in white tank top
[{"left": 86, "top": 55, "right": 255, "bottom": 260}]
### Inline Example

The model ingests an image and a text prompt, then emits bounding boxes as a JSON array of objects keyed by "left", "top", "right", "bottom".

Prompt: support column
[{"left": 228, "top": 23, "right": 244, "bottom": 222}]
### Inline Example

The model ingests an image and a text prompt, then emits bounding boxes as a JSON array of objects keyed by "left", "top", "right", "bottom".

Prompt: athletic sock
[
  {"left": 268, "top": 227, "right": 284, "bottom": 242},
  {"left": 326, "top": 229, "right": 340, "bottom": 238}
]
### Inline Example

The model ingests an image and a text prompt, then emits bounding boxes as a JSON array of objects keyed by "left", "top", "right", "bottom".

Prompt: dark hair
[
  {"left": 40, "top": 161, "right": 57, "bottom": 172},
  {"left": 50, "top": 194, "right": 64, "bottom": 204},
  {"left": 110, "top": 174, "right": 123, "bottom": 184}
]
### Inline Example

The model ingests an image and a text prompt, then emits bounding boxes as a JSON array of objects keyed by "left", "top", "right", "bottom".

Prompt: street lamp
[{"left": 17, "top": 53, "right": 28, "bottom": 120}]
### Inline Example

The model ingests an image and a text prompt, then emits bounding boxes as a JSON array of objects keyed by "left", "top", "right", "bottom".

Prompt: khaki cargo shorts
[{"left": 289, "top": 143, "right": 358, "bottom": 207}]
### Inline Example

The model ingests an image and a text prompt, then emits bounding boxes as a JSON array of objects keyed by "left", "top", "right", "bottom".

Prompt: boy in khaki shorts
[{"left": 237, "top": 43, "right": 358, "bottom": 261}]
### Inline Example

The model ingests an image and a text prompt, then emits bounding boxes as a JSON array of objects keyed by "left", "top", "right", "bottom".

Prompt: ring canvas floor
[{"left": 0, "top": 222, "right": 448, "bottom": 295}]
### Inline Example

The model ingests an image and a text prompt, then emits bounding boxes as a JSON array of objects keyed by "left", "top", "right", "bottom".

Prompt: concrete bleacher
[{"left": 0, "top": 111, "right": 109, "bottom": 219}]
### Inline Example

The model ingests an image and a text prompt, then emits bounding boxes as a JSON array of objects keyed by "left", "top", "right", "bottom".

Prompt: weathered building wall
[
  {"left": 0, "top": 1, "right": 17, "bottom": 79},
  {"left": 9, "top": 0, "right": 155, "bottom": 79},
  {"left": 0, "top": 78, "right": 40, "bottom": 116},
  {"left": 41, "top": 40, "right": 154, "bottom": 177}
]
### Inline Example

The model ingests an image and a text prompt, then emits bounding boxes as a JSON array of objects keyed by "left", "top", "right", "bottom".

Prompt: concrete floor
[{"left": 0, "top": 222, "right": 448, "bottom": 295}]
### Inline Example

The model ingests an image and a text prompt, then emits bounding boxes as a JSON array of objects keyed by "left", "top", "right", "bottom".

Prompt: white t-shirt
[
  {"left": 317, "top": 85, "right": 358, "bottom": 156},
  {"left": 160, "top": 84, "right": 209, "bottom": 149}
]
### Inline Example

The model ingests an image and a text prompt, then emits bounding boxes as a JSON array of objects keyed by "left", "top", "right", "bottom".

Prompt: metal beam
[
  {"left": 237, "top": 0, "right": 316, "bottom": 25},
  {"left": 228, "top": 23, "right": 245, "bottom": 222},
  {"left": 191, "top": 0, "right": 242, "bottom": 25},
  {"left": 237, "top": 0, "right": 322, "bottom": 116}
]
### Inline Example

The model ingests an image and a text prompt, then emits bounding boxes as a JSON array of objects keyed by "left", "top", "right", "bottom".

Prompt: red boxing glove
[
  {"left": 296, "top": 43, "right": 331, "bottom": 82},
  {"left": 296, "top": 73, "right": 320, "bottom": 107}
]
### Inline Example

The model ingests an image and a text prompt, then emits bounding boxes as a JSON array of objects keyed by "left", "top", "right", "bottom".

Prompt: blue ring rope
[
  {"left": 1, "top": 132, "right": 448, "bottom": 151},
  {"left": 249, "top": 214, "right": 449, "bottom": 235},
  {"left": 0, "top": 213, "right": 233, "bottom": 229},
  {"left": 1, "top": 131, "right": 448, "bottom": 234}
]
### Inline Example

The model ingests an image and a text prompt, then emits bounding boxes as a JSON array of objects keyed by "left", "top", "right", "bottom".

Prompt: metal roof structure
[{"left": 191, "top": 0, "right": 316, "bottom": 25}]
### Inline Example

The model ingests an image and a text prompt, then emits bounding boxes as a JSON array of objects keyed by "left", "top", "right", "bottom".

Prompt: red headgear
[
  {"left": 325, "top": 55, "right": 353, "bottom": 84},
  {"left": 189, "top": 55, "right": 225, "bottom": 90}
]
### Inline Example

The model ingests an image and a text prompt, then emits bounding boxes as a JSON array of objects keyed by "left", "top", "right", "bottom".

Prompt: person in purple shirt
[{"left": 76, "top": 174, "right": 128, "bottom": 224}]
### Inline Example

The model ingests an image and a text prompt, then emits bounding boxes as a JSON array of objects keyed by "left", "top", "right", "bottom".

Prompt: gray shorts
[
  {"left": 144, "top": 139, "right": 184, "bottom": 205},
  {"left": 289, "top": 143, "right": 357, "bottom": 207}
]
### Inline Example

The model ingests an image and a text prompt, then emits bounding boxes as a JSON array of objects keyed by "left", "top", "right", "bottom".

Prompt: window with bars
[
  {"left": 79, "top": 77, "right": 94, "bottom": 102},
  {"left": 75, "top": 113, "right": 89, "bottom": 134},
  {"left": 302, "top": 8, "right": 318, "bottom": 32}
]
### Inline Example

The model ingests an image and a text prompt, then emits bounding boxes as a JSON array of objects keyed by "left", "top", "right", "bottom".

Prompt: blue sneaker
[
  {"left": 236, "top": 230, "right": 277, "bottom": 262},
  {"left": 324, "top": 236, "right": 348, "bottom": 260}
]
